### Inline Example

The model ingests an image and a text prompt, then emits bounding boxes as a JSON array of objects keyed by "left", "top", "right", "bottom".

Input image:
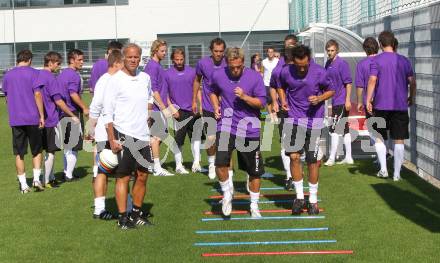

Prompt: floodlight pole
[
  {"left": 241, "top": 0, "right": 270, "bottom": 48},
  {"left": 218, "top": 0, "right": 221, "bottom": 38},
  {"left": 12, "top": 0, "right": 16, "bottom": 63}
]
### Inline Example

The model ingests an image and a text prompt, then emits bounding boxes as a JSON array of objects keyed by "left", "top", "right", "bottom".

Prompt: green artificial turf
[{"left": 0, "top": 94, "right": 439, "bottom": 263}]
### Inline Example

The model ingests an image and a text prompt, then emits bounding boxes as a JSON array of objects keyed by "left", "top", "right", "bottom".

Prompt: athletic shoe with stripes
[
  {"left": 153, "top": 168, "right": 174, "bottom": 177},
  {"left": 117, "top": 216, "right": 136, "bottom": 230},
  {"left": 208, "top": 164, "right": 216, "bottom": 180},
  {"left": 175, "top": 166, "right": 189, "bottom": 175},
  {"left": 221, "top": 194, "right": 233, "bottom": 216},
  {"left": 19, "top": 183, "right": 31, "bottom": 194},
  {"left": 250, "top": 203, "right": 262, "bottom": 218},
  {"left": 377, "top": 170, "right": 389, "bottom": 178},
  {"left": 93, "top": 210, "right": 116, "bottom": 220},
  {"left": 291, "top": 198, "right": 305, "bottom": 215},
  {"left": 32, "top": 181, "right": 45, "bottom": 192},
  {"left": 130, "top": 214, "right": 153, "bottom": 226},
  {"left": 307, "top": 202, "right": 320, "bottom": 215}
]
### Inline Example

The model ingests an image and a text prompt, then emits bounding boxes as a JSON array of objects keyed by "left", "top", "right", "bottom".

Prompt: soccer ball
[{"left": 97, "top": 149, "right": 119, "bottom": 174}]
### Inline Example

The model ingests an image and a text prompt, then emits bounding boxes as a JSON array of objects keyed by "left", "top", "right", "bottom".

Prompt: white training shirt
[
  {"left": 102, "top": 70, "right": 154, "bottom": 141},
  {"left": 262, "top": 57, "right": 279, "bottom": 86},
  {"left": 89, "top": 72, "right": 111, "bottom": 142}
]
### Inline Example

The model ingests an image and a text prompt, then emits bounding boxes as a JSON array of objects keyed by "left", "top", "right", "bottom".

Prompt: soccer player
[
  {"left": 103, "top": 43, "right": 155, "bottom": 229},
  {"left": 278, "top": 45, "right": 335, "bottom": 215},
  {"left": 89, "top": 40, "right": 123, "bottom": 178},
  {"left": 209, "top": 47, "right": 266, "bottom": 218},
  {"left": 269, "top": 34, "right": 297, "bottom": 190},
  {"left": 366, "top": 31, "right": 416, "bottom": 181},
  {"left": 193, "top": 38, "right": 227, "bottom": 180},
  {"left": 58, "top": 49, "right": 89, "bottom": 182},
  {"left": 35, "top": 51, "right": 79, "bottom": 188},
  {"left": 165, "top": 48, "right": 200, "bottom": 174},
  {"left": 324, "top": 39, "right": 354, "bottom": 166},
  {"left": 89, "top": 50, "right": 124, "bottom": 219},
  {"left": 144, "top": 39, "right": 173, "bottom": 176},
  {"left": 2, "top": 50, "right": 45, "bottom": 193},
  {"left": 262, "top": 47, "right": 279, "bottom": 119}
]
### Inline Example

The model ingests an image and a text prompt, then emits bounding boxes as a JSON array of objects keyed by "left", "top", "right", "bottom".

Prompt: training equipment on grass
[
  {"left": 202, "top": 250, "right": 354, "bottom": 257},
  {"left": 196, "top": 227, "right": 329, "bottom": 234},
  {"left": 194, "top": 239, "right": 336, "bottom": 246},
  {"left": 203, "top": 208, "right": 324, "bottom": 215},
  {"left": 97, "top": 149, "right": 119, "bottom": 173},
  {"left": 201, "top": 215, "right": 325, "bottom": 222},
  {"left": 209, "top": 193, "right": 310, "bottom": 199},
  {"left": 210, "top": 199, "right": 321, "bottom": 205},
  {"left": 211, "top": 186, "right": 310, "bottom": 192}
]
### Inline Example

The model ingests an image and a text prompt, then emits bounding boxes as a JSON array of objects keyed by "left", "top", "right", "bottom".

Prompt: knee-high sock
[
  {"left": 308, "top": 182, "right": 319, "bottom": 204},
  {"left": 94, "top": 196, "right": 106, "bottom": 215},
  {"left": 344, "top": 133, "right": 352, "bottom": 160},
  {"left": 329, "top": 133, "right": 339, "bottom": 161},
  {"left": 250, "top": 190, "right": 260, "bottom": 208},
  {"left": 281, "top": 149, "right": 291, "bottom": 179},
  {"left": 375, "top": 142, "right": 387, "bottom": 172},
  {"left": 174, "top": 146, "right": 183, "bottom": 167},
  {"left": 228, "top": 170, "right": 234, "bottom": 189},
  {"left": 191, "top": 140, "right": 201, "bottom": 164},
  {"left": 293, "top": 179, "right": 304, "bottom": 200},
  {"left": 44, "top": 153, "right": 55, "bottom": 184},
  {"left": 64, "top": 150, "right": 78, "bottom": 179},
  {"left": 393, "top": 144, "right": 405, "bottom": 178}
]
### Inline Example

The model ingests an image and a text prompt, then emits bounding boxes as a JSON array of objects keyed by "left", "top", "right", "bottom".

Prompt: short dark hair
[
  {"left": 209, "top": 38, "right": 226, "bottom": 50},
  {"left": 171, "top": 48, "right": 185, "bottom": 60},
  {"left": 67, "top": 49, "right": 84, "bottom": 64},
  {"left": 325, "top": 39, "right": 339, "bottom": 51},
  {"left": 44, "top": 51, "right": 62, "bottom": 67},
  {"left": 290, "top": 45, "right": 311, "bottom": 60},
  {"left": 16, "top": 49, "right": 33, "bottom": 63},
  {"left": 393, "top": 38, "right": 399, "bottom": 51},
  {"left": 266, "top": 47, "right": 275, "bottom": 52},
  {"left": 363, "top": 37, "right": 379, "bottom": 55},
  {"left": 378, "top": 31, "right": 395, "bottom": 48},
  {"left": 284, "top": 46, "right": 295, "bottom": 63},
  {"left": 107, "top": 40, "right": 123, "bottom": 53},
  {"left": 107, "top": 49, "right": 123, "bottom": 67},
  {"left": 284, "top": 34, "right": 298, "bottom": 43}
]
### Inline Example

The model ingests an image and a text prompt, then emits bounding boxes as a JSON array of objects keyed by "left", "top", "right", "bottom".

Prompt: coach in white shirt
[
  {"left": 103, "top": 43, "right": 154, "bottom": 229},
  {"left": 262, "top": 47, "right": 279, "bottom": 115}
]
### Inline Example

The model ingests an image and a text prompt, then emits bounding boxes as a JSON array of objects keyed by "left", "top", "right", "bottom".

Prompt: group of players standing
[{"left": 2, "top": 29, "right": 415, "bottom": 229}]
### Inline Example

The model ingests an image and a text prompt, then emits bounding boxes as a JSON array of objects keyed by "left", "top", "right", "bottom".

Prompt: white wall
[{"left": 0, "top": 0, "right": 289, "bottom": 43}]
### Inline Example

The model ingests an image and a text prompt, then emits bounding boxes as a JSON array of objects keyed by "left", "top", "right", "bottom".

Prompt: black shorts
[
  {"left": 329, "top": 104, "right": 350, "bottom": 135},
  {"left": 277, "top": 109, "right": 289, "bottom": 142},
  {"left": 370, "top": 110, "right": 409, "bottom": 140},
  {"left": 11, "top": 125, "right": 43, "bottom": 157},
  {"left": 42, "top": 126, "right": 61, "bottom": 153},
  {"left": 174, "top": 110, "right": 202, "bottom": 146},
  {"left": 111, "top": 129, "right": 154, "bottom": 177},
  {"left": 283, "top": 124, "right": 322, "bottom": 164},
  {"left": 202, "top": 110, "right": 217, "bottom": 138},
  {"left": 265, "top": 86, "right": 273, "bottom": 105},
  {"left": 215, "top": 132, "right": 264, "bottom": 177},
  {"left": 149, "top": 111, "right": 168, "bottom": 140},
  {"left": 60, "top": 111, "right": 83, "bottom": 151}
]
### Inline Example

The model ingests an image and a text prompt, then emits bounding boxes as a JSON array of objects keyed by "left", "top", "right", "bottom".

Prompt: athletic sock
[
  {"left": 293, "top": 179, "right": 304, "bottom": 200},
  {"left": 93, "top": 165, "right": 98, "bottom": 178},
  {"left": 393, "top": 144, "right": 405, "bottom": 178},
  {"left": 18, "top": 173, "right": 28, "bottom": 189},
  {"left": 249, "top": 190, "right": 260, "bottom": 205},
  {"left": 208, "top": 155, "right": 215, "bottom": 166},
  {"left": 131, "top": 205, "right": 141, "bottom": 218},
  {"left": 154, "top": 158, "right": 161, "bottom": 171},
  {"left": 329, "top": 133, "right": 339, "bottom": 161},
  {"left": 33, "top": 169, "right": 42, "bottom": 182},
  {"left": 220, "top": 179, "right": 231, "bottom": 199},
  {"left": 175, "top": 147, "right": 183, "bottom": 168},
  {"left": 94, "top": 196, "right": 106, "bottom": 215},
  {"left": 375, "top": 142, "right": 387, "bottom": 172},
  {"left": 44, "top": 153, "right": 55, "bottom": 184},
  {"left": 228, "top": 170, "right": 234, "bottom": 189},
  {"left": 281, "top": 149, "right": 291, "bottom": 179},
  {"left": 308, "top": 182, "right": 319, "bottom": 204},
  {"left": 343, "top": 133, "right": 353, "bottom": 160},
  {"left": 191, "top": 140, "right": 201, "bottom": 164},
  {"left": 64, "top": 150, "right": 78, "bottom": 179}
]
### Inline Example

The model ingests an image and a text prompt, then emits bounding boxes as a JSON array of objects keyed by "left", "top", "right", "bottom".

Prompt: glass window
[
  {"left": 75, "top": 0, "right": 87, "bottom": 4},
  {"left": 13, "top": 0, "right": 29, "bottom": 7},
  {"left": 188, "top": 45, "right": 202, "bottom": 67},
  {"left": 76, "top": 40, "right": 90, "bottom": 63},
  {"left": 31, "top": 41, "right": 50, "bottom": 66},
  {"left": 16, "top": 43, "right": 30, "bottom": 53},
  {"left": 0, "top": 0, "right": 11, "bottom": 8}
]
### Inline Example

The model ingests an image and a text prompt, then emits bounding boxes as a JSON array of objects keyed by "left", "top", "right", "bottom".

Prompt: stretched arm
[
  {"left": 192, "top": 75, "right": 202, "bottom": 113},
  {"left": 270, "top": 87, "right": 279, "bottom": 112},
  {"left": 366, "top": 75, "right": 377, "bottom": 114},
  {"left": 55, "top": 99, "right": 79, "bottom": 122},
  {"left": 209, "top": 93, "right": 221, "bottom": 120},
  {"left": 356, "top": 87, "right": 364, "bottom": 113},
  {"left": 34, "top": 91, "right": 45, "bottom": 128},
  {"left": 70, "top": 92, "right": 89, "bottom": 116},
  {"left": 277, "top": 88, "right": 289, "bottom": 111},
  {"left": 408, "top": 76, "right": 416, "bottom": 106},
  {"left": 345, "top": 83, "right": 352, "bottom": 111}
]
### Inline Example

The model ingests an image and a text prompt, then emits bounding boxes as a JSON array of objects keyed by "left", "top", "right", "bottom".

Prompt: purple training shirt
[
  {"left": 209, "top": 67, "right": 266, "bottom": 138},
  {"left": 58, "top": 67, "right": 82, "bottom": 113},
  {"left": 355, "top": 56, "right": 375, "bottom": 106},
  {"left": 325, "top": 56, "right": 352, "bottom": 106},
  {"left": 144, "top": 59, "right": 168, "bottom": 111},
  {"left": 2, "top": 66, "right": 40, "bottom": 126},
  {"left": 370, "top": 52, "right": 414, "bottom": 111},
  {"left": 280, "top": 62, "right": 334, "bottom": 129},
  {"left": 196, "top": 56, "right": 227, "bottom": 113},
  {"left": 166, "top": 66, "right": 196, "bottom": 112},
  {"left": 34, "top": 70, "right": 64, "bottom": 128},
  {"left": 89, "top": 58, "right": 108, "bottom": 93}
]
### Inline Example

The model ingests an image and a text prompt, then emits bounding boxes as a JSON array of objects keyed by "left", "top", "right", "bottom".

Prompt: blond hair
[
  {"left": 226, "top": 47, "right": 245, "bottom": 62},
  {"left": 150, "top": 39, "right": 167, "bottom": 57}
]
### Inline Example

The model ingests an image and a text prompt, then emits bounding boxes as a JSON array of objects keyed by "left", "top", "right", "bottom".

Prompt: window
[
  {"left": 188, "top": 45, "right": 202, "bottom": 67},
  {"left": 0, "top": 0, "right": 128, "bottom": 9},
  {"left": 31, "top": 42, "right": 50, "bottom": 66}
]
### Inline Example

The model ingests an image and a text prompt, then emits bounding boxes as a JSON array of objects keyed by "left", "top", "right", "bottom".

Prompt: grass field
[{"left": 0, "top": 94, "right": 439, "bottom": 263}]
